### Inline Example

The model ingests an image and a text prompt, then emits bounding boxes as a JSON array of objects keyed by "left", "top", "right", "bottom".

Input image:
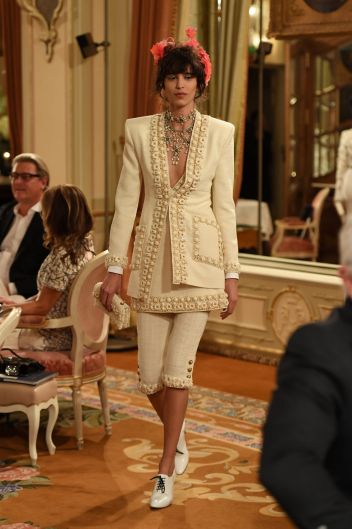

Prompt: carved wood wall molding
[
  {"left": 269, "top": 286, "right": 312, "bottom": 344},
  {"left": 269, "top": 0, "right": 352, "bottom": 39},
  {"left": 17, "top": 0, "right": 64, "bottom": 61},
  {"left": 200, "top": 256, "right": 343, "bottom": 364}
]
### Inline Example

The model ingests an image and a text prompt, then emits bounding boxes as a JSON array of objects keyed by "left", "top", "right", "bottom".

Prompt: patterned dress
[{"left": 18, "top": 237, "right": 94, "bottom": 351}]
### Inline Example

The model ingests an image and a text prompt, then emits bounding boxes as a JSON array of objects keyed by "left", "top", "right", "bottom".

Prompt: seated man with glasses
[{"left": 0, "top": 153, "right": 50, "bottom": 299}]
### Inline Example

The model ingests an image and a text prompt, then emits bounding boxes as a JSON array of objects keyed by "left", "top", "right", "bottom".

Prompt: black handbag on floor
[{"left": 0, "top": 348, "right": 45, "bottom": 378}]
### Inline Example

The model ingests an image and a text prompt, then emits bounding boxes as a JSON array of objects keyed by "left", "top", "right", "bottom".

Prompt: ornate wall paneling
[
  {"left": 19, "top": 0, "right": 70, "bottom": 184},
  {"left": 17, "top": 0, "right": 64, "bottom": 62},
  {"left": 269, "top": 0, "right": 352, "bottom": 39},
  {"left": 200, "top": 255, "right": 343, "bottom": 364}
]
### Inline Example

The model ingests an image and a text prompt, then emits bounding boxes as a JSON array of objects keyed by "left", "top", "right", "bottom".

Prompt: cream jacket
[{"left": 107, "top": 111, "right": 239, "bottom": 300}]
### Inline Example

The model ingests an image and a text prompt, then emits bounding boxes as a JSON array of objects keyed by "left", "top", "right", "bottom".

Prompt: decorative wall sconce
[
  {"left": 76, "top": 33, "right": 110, "bottom": 59},
  {"left": 17, "top": 0, "right": 64, "bottom": 62}
]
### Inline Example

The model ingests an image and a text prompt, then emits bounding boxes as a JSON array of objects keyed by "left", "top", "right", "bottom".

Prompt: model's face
[
  {"left": 163, "top": 67, "right": 197, "bottom": 113},
  {"left": 11, "top": 161, "right": 47, "bottom": 208}
]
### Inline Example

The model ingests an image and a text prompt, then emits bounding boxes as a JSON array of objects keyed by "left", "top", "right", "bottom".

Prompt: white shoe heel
[
  {"left": 175, "top": 420, "right": 189, "bottom": 475},
  {"left": 150, "top": 471, "right": 175, "bottom": 509}
]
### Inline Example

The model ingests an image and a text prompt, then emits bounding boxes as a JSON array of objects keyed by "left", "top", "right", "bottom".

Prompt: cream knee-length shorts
[{"left": 136, "top": 311, "right": 209, "bottom": 395}]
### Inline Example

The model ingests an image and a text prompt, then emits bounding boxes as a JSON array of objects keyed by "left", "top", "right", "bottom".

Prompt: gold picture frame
[{"left": 269, "top": 0, "right": 352, "bottom": 39}]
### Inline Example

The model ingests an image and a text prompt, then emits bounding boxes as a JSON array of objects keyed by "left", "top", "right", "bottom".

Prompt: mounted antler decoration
[{"left": 17, "top": 0, "right": 64, "bottom": 62}]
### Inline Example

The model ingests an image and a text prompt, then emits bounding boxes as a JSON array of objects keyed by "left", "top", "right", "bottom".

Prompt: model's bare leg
[
  {"left": 148, "top": 387, "right": 166, "bottom": 421},
  {"left": 160, "top": 387, "right": 188, "bottom": 475},
  {"left": 148, "top": 386, "right": 188, "bottom": 476}
]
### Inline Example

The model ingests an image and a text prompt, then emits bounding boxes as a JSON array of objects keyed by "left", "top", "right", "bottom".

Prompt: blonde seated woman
[{"left": 0, "top": 184, "right": 94, "bottom": 351}]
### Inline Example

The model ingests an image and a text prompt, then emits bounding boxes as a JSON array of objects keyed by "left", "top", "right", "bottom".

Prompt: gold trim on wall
[{"left": 17, "top": 0, "right": 64, "bottom": 61}]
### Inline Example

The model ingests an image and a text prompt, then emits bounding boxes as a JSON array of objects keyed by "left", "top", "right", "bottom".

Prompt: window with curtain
[{"left": 0, "top": 0, "right": 23, "bottom": 164}]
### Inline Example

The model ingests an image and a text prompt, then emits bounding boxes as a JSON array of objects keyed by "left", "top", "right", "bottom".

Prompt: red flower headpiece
[{"left": 150, "top": 27, "right": 212, "bottom": 86}]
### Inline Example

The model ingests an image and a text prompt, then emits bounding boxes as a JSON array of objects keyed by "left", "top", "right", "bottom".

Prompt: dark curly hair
[
  {"left": 41, "top": 185, "right": 93, "bottom": 264},
  {"left": 155, "top": 45, "right": 206, "bottom": 98}
]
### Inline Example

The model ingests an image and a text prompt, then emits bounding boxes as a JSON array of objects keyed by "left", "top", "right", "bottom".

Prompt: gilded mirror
[{"left": 238, "top": 0, "right": 352, "bottom": 265}]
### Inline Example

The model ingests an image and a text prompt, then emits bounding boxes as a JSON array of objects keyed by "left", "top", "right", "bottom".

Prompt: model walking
[{"left": 100, "top": 28, "right": 240, "bottom": 508}]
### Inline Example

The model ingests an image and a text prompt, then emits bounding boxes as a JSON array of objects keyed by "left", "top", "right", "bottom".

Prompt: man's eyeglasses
[{"left": 10, "top": 172, "right": 40, "bottom": 182}]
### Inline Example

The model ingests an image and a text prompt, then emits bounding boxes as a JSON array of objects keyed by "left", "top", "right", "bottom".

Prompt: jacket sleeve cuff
[
  {"left": 105, "top": 254, "right": 128, "bottom": 269},
  {"left": 225, "top": 272, "right": 239, "bottom": 280},
  {"left": 108, "top": 266, "right": 123, "bottom": 275},
  {"left": 224, "top": 262, "right": 241, "bottom": 274}
]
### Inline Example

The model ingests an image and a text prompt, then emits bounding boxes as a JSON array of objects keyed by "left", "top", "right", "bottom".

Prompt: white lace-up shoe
[
  {"left": 149, "top": 471, "right": 175, "bottom": 509},
  {"left": 175, "top": 420, "right": 189, "bottom": 475}
]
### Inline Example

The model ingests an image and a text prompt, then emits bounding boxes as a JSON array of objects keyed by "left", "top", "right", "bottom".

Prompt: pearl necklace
[{"left": 164, "top": 110, "right": 196, "bottom": 166}]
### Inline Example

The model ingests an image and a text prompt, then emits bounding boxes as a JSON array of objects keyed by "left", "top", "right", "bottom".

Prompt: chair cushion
[
  {"left": 275, "top": 236, "right": 314, "bottom": 253},
  {"left": 0, "top": 378, "right": 57, "bottom": 406},
  {"left": 1, "top": 349, "right": 106, "bottom": 377}
]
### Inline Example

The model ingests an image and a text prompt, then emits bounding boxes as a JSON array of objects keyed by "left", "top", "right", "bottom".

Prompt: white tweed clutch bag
[{"left": 92, "top": 282, "right": 130, "bottom": 330}]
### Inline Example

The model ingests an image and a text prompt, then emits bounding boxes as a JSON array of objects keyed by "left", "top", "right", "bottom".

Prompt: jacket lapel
[
  {"left": 0, "top": 204, "right": 15, "bottom": 244},
  {"left": 181, "top": 110, "right": 209, "bottom": 197},
  {"left": 16, "top": 212, "right": 43, "bottom": 255}
]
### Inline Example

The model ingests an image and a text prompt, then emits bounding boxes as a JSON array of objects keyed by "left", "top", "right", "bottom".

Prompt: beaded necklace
[{"left": 164, "top": 109, "right": 196, "bottom": 166}]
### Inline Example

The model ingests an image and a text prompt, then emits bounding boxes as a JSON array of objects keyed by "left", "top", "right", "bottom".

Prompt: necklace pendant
[
  {"left": 163, "top": 110, "right": 195, "bottom": 167},
  {"left": 165, "top": 109, "right": 196, "bottom": 124}
]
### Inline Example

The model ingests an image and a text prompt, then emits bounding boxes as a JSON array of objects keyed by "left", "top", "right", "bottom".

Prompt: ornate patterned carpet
[{"left": 0, "top": 367, "right": 294, "bottom": 529}]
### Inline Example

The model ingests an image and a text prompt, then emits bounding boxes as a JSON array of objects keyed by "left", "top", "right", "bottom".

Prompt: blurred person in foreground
[
  {"left": 260, "top": 217, "right": 352, "bottom": 529},
  {"left": 0, "top": 153, "right": 50, "bottom": 299}
]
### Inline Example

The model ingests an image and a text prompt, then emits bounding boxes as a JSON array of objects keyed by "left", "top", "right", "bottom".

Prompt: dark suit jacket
[
  {"left": 0, "top": 201, "right": 49, "bottom": 297},
  {"left": 260, "top": 298, "right": 352, "bottom": 529}
]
